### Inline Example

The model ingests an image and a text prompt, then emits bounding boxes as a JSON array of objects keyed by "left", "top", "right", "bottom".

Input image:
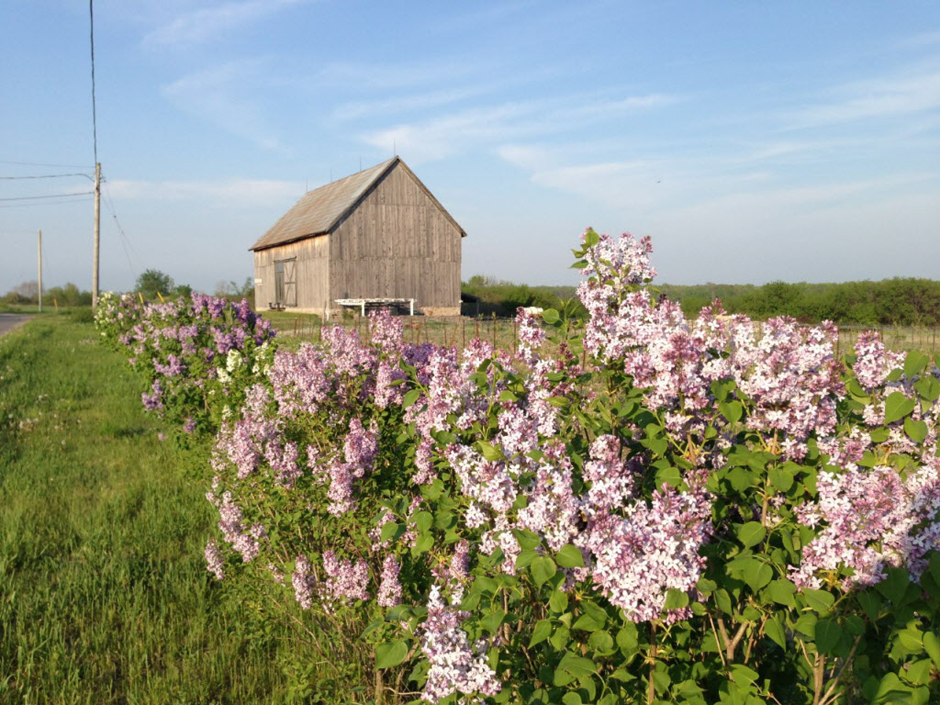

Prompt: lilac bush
[
  {"left": 95, "top": 291, "right": 275, "bottom": 435},
  {"left": 96, "top": 232, "right": 940, "bottom": 704}
]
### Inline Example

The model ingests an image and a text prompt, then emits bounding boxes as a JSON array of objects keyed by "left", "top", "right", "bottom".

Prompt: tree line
[
  {"left": 2, "top": 269, "right": 255, "bottom": 308},
  {"left": 463, "top": 276, "right": 940, "bottom": 326}
]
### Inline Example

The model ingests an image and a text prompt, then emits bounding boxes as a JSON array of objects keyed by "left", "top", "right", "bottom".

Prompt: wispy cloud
[
  {"left": 429, "top": 0, "right": 542, "bottom": 33},
  {"left": 497, "top": 129, "right": 939, "bottom": 217},
  {"left": 108, "top": 178, "right": 302, "bottom": 207},
  {"left": 316, "top": 60, "right": 487, "bottom": 90},
  {"left": 162, "top": 61, "right": 287, "bottom": 152},
  {"left": 143, "top": 0, "right": 306, "bottom": 48},
  {"left": 332, "top": 86, "right": 489, "bottom": 121},
  {"left": 787, "top": 67, "right": 940, "bottom": 128},
  {"left": 899, "top": 30, "right": 940, "bottom": 48},
  {"left": 361, "top": 92, "right": 679, "bottom": 162}
]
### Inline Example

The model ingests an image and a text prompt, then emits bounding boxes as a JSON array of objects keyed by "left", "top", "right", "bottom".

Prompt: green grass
[{"left": 0, "top": 318, "right": 305, "bottom": 704}]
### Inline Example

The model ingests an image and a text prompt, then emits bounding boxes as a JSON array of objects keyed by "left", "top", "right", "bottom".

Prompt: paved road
[{"left": 0, "top": 313, "right": 32, "bottom": 338}]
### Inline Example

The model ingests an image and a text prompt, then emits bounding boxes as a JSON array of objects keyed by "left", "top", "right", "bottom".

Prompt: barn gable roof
[{"left": 250, "top": 157, "right": 466, "bottom": 252}]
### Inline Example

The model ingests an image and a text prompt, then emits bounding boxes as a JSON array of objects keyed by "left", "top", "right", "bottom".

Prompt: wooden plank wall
[
  {"left": 328, "top": 163, "right": 462, "bottom": 308},
  {"left": 252, "top": 235, "right": 330, "bottom": 311}
]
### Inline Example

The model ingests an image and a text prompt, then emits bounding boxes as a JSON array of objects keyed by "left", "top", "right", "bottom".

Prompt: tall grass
[{"left": 0, "top": 319, "right": 310, "bottom": 704}]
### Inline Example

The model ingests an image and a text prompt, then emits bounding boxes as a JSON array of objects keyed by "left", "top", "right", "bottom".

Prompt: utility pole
[
  {"left": 92, "top": 161, "right": 100, "bottom": 306},
  {"left": 38, "top": 229, "right": 43, "bottom": 313}
]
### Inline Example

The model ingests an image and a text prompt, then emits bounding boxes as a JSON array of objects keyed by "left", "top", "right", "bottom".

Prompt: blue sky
[{"left": 1, "top": 1, "right": 939, "bottom": 295}]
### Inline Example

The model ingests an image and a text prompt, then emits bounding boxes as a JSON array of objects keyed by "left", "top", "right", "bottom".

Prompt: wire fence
[
  {"left": 272, "top": 313, "right": 524, "bottom": 355},
  {"left": 267, "top": 312, "right": 940, "bottom": 358}
]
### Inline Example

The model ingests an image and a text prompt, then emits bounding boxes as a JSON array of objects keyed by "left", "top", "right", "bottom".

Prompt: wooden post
[
  {"left": 37, "top": 229, "right": 43, "bottom": 313},
  {"left": 92, "top": 162, "right": 101, "bottom": 307}
]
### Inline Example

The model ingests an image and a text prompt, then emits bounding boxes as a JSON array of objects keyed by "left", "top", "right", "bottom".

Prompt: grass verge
[{"left": 0, "top": 318, "right": 303, "bottom": 704}]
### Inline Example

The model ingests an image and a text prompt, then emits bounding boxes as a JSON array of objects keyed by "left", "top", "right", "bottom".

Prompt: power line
[
  {"left": 89, "top": 0, "right": 98, "bottom": 164},
  {"left": 102, "top": 178, "right": 141, "bottom": 279},
  {"left": 0, "top": 199, "right": 92, "bottom": 210},
  {"left": 0, "top": 160, "right": 92, "bottom": 168},
  {"left": 0, "top": 173, "right": 94, "bottom": 180},
  {"left": 0, "top": 191, "right": 94, "bottom": 202}
]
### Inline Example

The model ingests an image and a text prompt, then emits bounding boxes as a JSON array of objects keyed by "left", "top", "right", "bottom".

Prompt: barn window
[{"left": 274, "top": 258, "right": 297, "bottom": 307}]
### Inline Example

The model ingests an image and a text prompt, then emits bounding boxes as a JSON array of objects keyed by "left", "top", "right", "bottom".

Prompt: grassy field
[{"left": 0, "top": 316, "right": 313, "bottom": 704}]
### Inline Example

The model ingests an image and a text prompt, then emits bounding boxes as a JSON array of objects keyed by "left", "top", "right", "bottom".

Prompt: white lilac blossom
[
  {"left": 515, "top": 307, "right": 546, "bottom": 364},
  {"left": 517, "top": 443, "right": 580, "bottom": 551},
  {"left": 728, "top": 317, "right": 844, "bottom": 459},
  {"left": 420, "top": 585, "right": 501, "bottom": 703},
  {"left": 583, "top": 484, "right": 713, "bottom": 624}
]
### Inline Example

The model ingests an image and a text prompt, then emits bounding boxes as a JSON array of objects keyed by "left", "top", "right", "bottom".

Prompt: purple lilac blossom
[
  {"left": 321, "top": 551, "right": 370, "bottom": 602},
  {"left": 377, "top": 556, "right": 402, "bottom": 607},
  {"left": 292, "top": 555, "right": 316, "bottom": 610},
  {"left": 205, "top": 540, "right": 225, "bottom": 580}
]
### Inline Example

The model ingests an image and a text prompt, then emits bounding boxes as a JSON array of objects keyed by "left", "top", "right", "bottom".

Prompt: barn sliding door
[{"left": 274, "top": 258, "right": 297, "bottom": 307}]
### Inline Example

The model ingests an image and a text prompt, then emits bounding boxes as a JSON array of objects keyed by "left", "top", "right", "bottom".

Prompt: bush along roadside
[
  {"left": 94, "top": 291, "right": 276, "bottom": 439},
  {"left": 97, "top": 231, "right": 940, "bottom": 705}
]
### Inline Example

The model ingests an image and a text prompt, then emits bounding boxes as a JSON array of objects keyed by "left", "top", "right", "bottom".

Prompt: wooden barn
[{"left": 250, "top": 157, "right": 466, "bottom": 317}]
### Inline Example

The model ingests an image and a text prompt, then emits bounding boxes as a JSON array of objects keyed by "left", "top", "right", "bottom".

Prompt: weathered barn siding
[
  {"left": 251, "top": 157, "right": 464, "bottom": 316},
  {"left": 253, "top": 236, "right": 329, "bottom": 312},
  {"left": 329, "top": 162, "right": 462, "bottom": 309}
]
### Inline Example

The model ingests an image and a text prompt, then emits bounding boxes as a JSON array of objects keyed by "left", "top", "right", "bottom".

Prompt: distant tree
[
  {"left": 135, "top": 269, "right": 174, "bottom": 299},
  {"left": 46, "top": 283, "right": 91, "bottom": 307},
  {"left": 214, "top": 277, "right": 254, "bottom": 299},
  {"left": 12, "top": 280, "right": 40, "bottom": 301},
  {"left": 174, "top": 284, "right": 193, "bottom": 299}
]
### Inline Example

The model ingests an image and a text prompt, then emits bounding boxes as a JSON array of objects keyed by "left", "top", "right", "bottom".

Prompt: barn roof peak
[{"left": 250, "top": 157, "right": 465, "bottom": 252}]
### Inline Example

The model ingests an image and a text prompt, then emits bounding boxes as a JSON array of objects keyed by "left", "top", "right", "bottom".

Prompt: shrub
[{"left": 98, "top": 231, "right": 940, "bottom": 704}]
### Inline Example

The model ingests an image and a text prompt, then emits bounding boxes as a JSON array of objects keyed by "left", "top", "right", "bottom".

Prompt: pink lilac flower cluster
[
  {"left": 324, "top": 419, "right": 380, "bottom": 514},
  {"left": 204, "top": 540, "right": 225, "bottom": 580},
  {"left": 727, "top": 317, "right": 844, "bottom": 458},
  {"left": 420, "top": 585, "right": 501, "bottom": 703},
  {"left": 204, "top": 489, "right": 263, "bottom": 564},
  {"left": 321, "top": 551, "right": 370, "bottom": 602},
  {"left": 292, "top": 555, "right": 316, "bottom": 610},
  {"left": 377, "top": 556, "right": 402, "bottom": 607},
  {"left": 576, "top": 235, "right": 844, "bottom": 455},
  {"left": 211, "top": 384, "right": 278, "bottom": 480},
  {"left": 583, "top": 483, "right": 712, "bottom": 623},
  {"left": 515, "top": 307, "right": 546, "bottom": 365},
  {"left": 95, "top": 291, "right": 275, "bottom": 432},
  {"left": 853, "top": 331, "right": 905, "bottom": 391},
  {"left": 793, "top": 460, "right": 940, "bottom": 590}
]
